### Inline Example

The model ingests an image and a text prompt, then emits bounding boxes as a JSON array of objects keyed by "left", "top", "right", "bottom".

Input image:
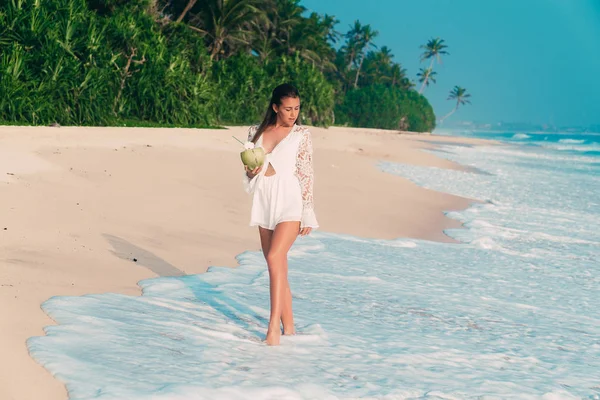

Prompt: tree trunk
[
  {"left": 210, "top": 37, "right": 223, "bottom": 61},
  {"left": 113, "top": 47, "right": 146, "bottom": 116},
  {"left": 176, "top": 0, "right": 197, "bottom": 23},
  {"left": 354, "top": 55, "right": 364, "bottom": 88},
  {"left": 439, "top": 104, "right": 459, "bottom": 123},
  {"left": 347, "top": 50, "right": 355, "bottom": 71},
  {"left": 419, "top": 77, "right": 428, "bottom": 94}
]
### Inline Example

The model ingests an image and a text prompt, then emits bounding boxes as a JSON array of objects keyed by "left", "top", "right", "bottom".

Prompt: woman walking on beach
[{"left": 242, "top": 83, "right": 319, "bottom": 346}]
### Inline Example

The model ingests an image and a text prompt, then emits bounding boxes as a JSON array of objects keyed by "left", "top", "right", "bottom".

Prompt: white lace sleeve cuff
[
  {"left": 243, "top": 172, "right": 259, "bottom": 194},
  {"left": 301, "top": 207, "right": 319, "bottom": 229}
]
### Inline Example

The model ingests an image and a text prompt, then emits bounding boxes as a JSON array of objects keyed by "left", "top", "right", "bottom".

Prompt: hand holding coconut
[
  {"left": 244, "top": 164, "right": 262, "bottom": 179},
  {"left": 234, "top": 136, "right": 265, "bottom": 178}
]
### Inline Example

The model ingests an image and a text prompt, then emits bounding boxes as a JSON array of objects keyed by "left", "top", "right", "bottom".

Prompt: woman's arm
[{"left": 295, "top": 129, "right": 319, "bottom": 229}]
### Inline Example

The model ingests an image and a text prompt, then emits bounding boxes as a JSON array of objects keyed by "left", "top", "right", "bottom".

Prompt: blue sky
[{"left": 301, "top": 0, "right": 600, "bottom": 127}]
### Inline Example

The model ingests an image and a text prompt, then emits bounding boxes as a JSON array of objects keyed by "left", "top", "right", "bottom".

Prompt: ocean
[{"left": 27, "top": 129, "right": 600, "bottom": 399}]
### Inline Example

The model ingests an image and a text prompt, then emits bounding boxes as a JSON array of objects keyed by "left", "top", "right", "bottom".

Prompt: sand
[{"left": 0, "top": 124, "right": 494, "bottom": 400}]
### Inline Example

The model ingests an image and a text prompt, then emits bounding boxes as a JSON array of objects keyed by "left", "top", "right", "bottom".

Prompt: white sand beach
[{"left": 0, "top": 125, "right": 494, "bottom": 400}]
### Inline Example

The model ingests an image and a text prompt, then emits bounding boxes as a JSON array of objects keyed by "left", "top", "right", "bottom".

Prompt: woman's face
[{"left": 273, "top": 96, "right": 300, "bottom": 126}]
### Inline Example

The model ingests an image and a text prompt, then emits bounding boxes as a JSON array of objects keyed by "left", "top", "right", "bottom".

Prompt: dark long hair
[{"left": 251, "top": 83, "right": 301, "bottom": 144}]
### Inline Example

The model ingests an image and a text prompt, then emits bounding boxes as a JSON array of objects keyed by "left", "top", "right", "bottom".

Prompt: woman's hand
[
  {"left": 299, "top": 227, "right": 312, "bottom": 236},
  {"left": 245, "top": 165, "right": 262, "bottom": 179}
]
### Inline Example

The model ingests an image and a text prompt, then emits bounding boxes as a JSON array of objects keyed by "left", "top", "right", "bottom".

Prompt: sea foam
[{"left": 28, "top": 135, "right": 600, "bottom": 399}]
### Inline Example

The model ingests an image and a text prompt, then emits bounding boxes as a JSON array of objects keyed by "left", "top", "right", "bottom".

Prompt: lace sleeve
[
  {"left": 242, "top": 125, "right": 259, "bottom": 194},
  {"left": 295, "top": 129, "right": 319, "bottom": 229}
]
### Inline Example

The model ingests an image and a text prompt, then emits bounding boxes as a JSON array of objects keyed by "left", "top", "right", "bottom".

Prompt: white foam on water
[
  {"left": 511, "top": 133, "right": 531, "bottom": 139},
  {"left": 540, "top": 142, "right": 600, "bottom": 153},
  {"left": 27, "top": 140, "right": 600, "bottom": 399},
  {"left": 558, "top": 139, "right": 585, "bottom": 144}
]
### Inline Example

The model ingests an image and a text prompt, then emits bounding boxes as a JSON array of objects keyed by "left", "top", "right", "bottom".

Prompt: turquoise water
[{"left": 27, "top": 130, "right": 600, "bottom": 399}]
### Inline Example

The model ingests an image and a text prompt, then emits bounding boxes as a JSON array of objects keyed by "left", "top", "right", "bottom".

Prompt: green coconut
[{"left": 240, "top": 147, "right": 265, "bottom": 170}]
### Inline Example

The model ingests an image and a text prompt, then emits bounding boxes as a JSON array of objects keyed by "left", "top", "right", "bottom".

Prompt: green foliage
[
  {"left": 211, "top": 53, "right": 271, "bottom": 124},
  {"left": 0, "top": 0, "right": 438, "bottom": 131},
  {"left": 0, "top": 0, "right": 215, "bottom": 126},
  {"left": 271, "top": 54, "right": 335, "bottom": 126},
  {"left": 336, "top": 85, "right": 435, "bottom": 132},
  {"left": 210, "top": 53, "right": 334, "bottom": 126}
]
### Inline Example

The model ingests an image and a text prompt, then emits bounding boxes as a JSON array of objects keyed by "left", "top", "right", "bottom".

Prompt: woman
[{"left": 242, "top": 83, "right": 319, "bottom": 346}]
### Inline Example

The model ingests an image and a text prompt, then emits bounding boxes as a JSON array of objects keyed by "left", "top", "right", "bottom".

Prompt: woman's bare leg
[
  {"left": 282, "top": 284, "right": 295, "bottom": 335},
  {"left": 259, "top": 227, "right": 295, "bottom": 336},
  {"left": 263, "top": 221, "right": 299, "bottom": 345}
]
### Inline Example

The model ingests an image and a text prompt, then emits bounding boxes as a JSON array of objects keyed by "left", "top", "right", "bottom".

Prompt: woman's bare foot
[
  {"left": 283, "top": 326, "right": 296, "bottom": 335},
  {"left": 265, "top": 325, "right": 281, "bottom": 346}
]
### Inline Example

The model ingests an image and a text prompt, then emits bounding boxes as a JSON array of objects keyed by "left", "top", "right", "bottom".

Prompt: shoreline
[{"left": 0, "top": 124, "right": 496, "bottom": 400}]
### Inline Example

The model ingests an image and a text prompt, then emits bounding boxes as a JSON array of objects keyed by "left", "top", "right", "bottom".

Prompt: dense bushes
[
  {"left": 0, "top": 0, "right": 216, "bottom": 126},
  {"left": 210, "top": 53, "right": 334, "bottom": 126},
  {"left": 336, "top": 85, "right": 435, "bottom": 132},
  {"left": 0, "top": 0, "right": 435, "bottom": 131}
]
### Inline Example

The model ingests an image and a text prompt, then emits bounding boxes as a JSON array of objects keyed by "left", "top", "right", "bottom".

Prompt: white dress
[{"left": 242, "top": 123, "right": 319, "bottom": 230}]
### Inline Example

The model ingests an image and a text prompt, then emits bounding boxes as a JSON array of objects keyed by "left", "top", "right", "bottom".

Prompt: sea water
[{"left": 27, "top": 130, "right": 600, "bottom": 399}]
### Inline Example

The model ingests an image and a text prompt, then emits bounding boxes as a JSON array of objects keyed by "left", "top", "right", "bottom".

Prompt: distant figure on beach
[{"left": 242, "top": 83, "right": 319, "bottom": 346}]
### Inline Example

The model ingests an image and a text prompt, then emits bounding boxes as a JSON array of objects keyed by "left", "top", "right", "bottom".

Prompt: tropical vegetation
[
  {"left": 0, "top": 0, "right": 470, "bottom": 132},
  {"left": 418, "top": 37, "right": 448, "bottom": 94},
  {"left": 440, "top": 86, "right": 471, "bottom": 123}
]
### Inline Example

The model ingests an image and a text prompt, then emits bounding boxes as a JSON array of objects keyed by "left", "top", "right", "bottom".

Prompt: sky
[{"left": 300, "top": 0, "right": 600, "bottom": 127}]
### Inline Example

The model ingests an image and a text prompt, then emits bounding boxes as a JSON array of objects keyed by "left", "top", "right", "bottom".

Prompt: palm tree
[
  {"left": 353, "top": 23, "right": 378, "bottom": 88},
  {"left": 250, "top": 2, "right": 338, "bottom": 71},
  {"left": 339, "top": 21, "right": 378, "bottom": 88},
  {"left": 375, "top": 46, "right": 393, "bottom": 67},
  {"left": 320, "top": 14, "right": 341, "bottom": 45},
  {"left": 186, "top": 0, "right": 266, "bottom": 61},
  {"left": 417, "top": 67, "right": 437, "bottom": 93},
  {"left": 390, "top": 63, "right": 412, "bottom": 89},
  {"left": 343, "top": 20, "right": 363, "bottom": 69},
  {"left": 362, "top": 46, "right": 393, "bottom": 85},
  {"left": 440, "top": 86, "right": 471, "bottom": 123},
  {"left": 284, "top": 11, "right": 338, "bottom": 70},
  {"left": 420, "top": 37, "right": 449, "bottom": 70},
  {"left": 306, "top": 12, "right": 340, "bottom": 71},
  {"left": 268, "top": 0, "right": 305, "bottom": 55}
]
